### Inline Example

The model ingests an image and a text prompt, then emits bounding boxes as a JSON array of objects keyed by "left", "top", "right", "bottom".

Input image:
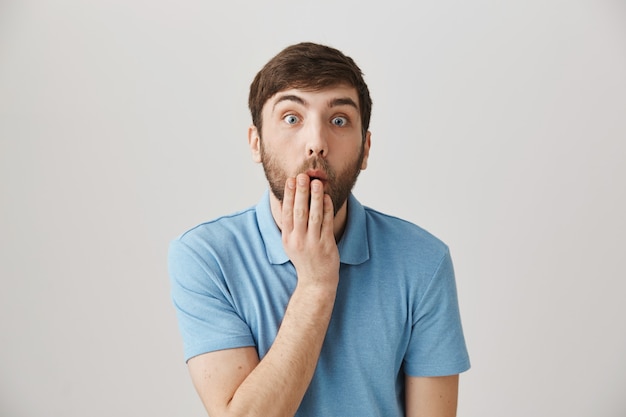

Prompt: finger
[
  {"left": 293, "top": 174, "right": 310, "bottom": 232},
  {"left": 307, "top": 179, "right": 325, "bottom": 234},
  {"left": 281, "top": 177, "right": 296, "bottom": 233},
  {"left": 321, "top": 193, "right": 335, "bottom": 239}
]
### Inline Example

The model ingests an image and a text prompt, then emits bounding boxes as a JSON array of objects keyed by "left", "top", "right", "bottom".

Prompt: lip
[{"left": 305, "top": 169, "right": 328, "bottom": 182}]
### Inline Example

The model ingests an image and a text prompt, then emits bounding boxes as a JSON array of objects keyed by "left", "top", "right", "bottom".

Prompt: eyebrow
[
  {"left": 273, "top": 94, "right": 306, "bottom": 110},
  {"left": 272, "top": 94, "right": 359, "bottom": 111},
  {"left": 329, "top": 97, "right": 359, "bottom": 110}
]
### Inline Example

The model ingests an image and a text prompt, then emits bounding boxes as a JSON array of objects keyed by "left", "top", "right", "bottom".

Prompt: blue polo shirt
[{"left": 169, "top": 191, "right": 470, "bottom": 416}]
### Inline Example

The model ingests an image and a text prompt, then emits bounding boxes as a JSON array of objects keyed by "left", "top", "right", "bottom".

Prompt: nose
[{"left": 306, "top": 121, "right": 328, "bottom": 158}]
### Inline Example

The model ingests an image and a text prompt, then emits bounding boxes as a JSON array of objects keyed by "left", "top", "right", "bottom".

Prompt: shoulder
[
  {"left": 175, "top": 205, "right": 258, "bottom": 247},
  {"left": 363, "top": 205, "right": 447, "bottom": 246},
  {"left": 169, "top": 205, "right": 262, "bottom": 269},
  {"left": 168, "top": 205, "right": 261, "bottom": 285},
  {"left": 362, "top": 205, "right": 449, "bottom": 259}
]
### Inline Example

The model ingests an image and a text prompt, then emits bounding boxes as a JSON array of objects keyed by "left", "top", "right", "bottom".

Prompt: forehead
[{"left": 264, "top": 85, "right": 360, "bottom": 112}]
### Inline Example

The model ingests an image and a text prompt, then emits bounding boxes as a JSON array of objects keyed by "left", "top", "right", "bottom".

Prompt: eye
[
  {"left": 331, "top": 116, "right": 348, "bottom": 127},
  {"left": 283, "top": 114, "right": 299, "bottom": 125}
]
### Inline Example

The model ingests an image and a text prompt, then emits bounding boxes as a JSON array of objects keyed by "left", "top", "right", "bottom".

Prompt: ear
[
  {"left": 360, "top": 131, "right": 371, "bottom": 170},
  {"left": 248, "top": 125, "right": 262, "bottom": 163}
]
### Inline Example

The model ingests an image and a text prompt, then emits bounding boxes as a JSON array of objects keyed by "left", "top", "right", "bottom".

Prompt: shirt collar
[{"left": 256, "top": 190, "right": 370, "bottom": 266}]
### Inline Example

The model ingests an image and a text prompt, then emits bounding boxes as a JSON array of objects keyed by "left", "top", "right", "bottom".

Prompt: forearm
[{"left": 225, "top": 283, "right": 337, "bottom": 417}]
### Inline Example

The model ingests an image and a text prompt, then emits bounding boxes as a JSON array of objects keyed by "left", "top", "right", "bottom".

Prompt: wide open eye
[
  {"left": 283, "top": 114, "right": 299, "bottom": 125},
  {"left": 331, "top": 116, "right": 348, "bottom": 127}
]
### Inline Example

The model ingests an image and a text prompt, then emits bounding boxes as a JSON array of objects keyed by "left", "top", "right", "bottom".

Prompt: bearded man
[{"left": 169, "top": 42, "right": 470, "bottom": 417}]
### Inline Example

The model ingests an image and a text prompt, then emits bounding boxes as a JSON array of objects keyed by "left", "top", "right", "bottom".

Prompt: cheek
[
  {"left": 266, "top": 139, "right": 300, "bottom": 163},
  {"left": 263, "top": 148, "right": 296, "bottom": 175},
  {"left": 333, "top": 141, "right": 361, "bottom": 160}
]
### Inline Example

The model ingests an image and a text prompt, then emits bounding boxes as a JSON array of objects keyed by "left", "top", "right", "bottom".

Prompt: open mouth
[{"left": 305, "top": 169, "right": 327, "bottom": 183}]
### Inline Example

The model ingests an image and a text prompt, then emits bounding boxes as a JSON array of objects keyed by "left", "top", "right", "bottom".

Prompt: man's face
[{"left": 251, "top": 85, "right": 370, "bottom": 215}]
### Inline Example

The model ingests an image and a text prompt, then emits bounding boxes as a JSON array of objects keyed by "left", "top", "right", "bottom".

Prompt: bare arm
[
  {"left": 405, "top": 374, "right": 459, "bottom": 417},
  {"left": 188, "top": 175, "right": 339, "bottom": 417}
]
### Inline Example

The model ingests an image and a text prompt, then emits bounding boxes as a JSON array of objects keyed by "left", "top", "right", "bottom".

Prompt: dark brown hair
[{"left": 248, "top": 42, "right": 372, "bottom": 140}]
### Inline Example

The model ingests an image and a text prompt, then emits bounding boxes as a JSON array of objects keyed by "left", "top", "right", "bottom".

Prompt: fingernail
[
  {"left": 298, "top": 176, "right": 307, "bottom": 186},
  {"left": 311, "top": 181, "right": 320, "bottom": 191}
]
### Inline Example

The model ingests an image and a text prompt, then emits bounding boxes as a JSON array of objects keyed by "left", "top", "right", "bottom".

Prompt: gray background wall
[{"left": 1, "top": 0, "right": 625, "bottom": 416}]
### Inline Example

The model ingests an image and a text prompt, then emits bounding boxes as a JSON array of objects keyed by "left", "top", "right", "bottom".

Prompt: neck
[{"left": 269, "top": 191, "right": 348, "bottom": 242}]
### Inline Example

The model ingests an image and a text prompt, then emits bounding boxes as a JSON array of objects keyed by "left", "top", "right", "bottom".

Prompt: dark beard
[{"left": 260, "top": 143, "right": 365, "bottom": 216}]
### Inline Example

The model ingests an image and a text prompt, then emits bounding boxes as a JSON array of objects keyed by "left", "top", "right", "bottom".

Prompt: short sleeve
[
  {"left": 168, "top": 239, "right": 256, "bottom": 362},
  {"left": 403, "top": 249, "right": 471, "bottom": 376}
]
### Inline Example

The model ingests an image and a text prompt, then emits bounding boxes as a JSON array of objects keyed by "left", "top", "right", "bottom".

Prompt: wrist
[{"left": 293, "top": 279, "right": 338, "bottom": 304}]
